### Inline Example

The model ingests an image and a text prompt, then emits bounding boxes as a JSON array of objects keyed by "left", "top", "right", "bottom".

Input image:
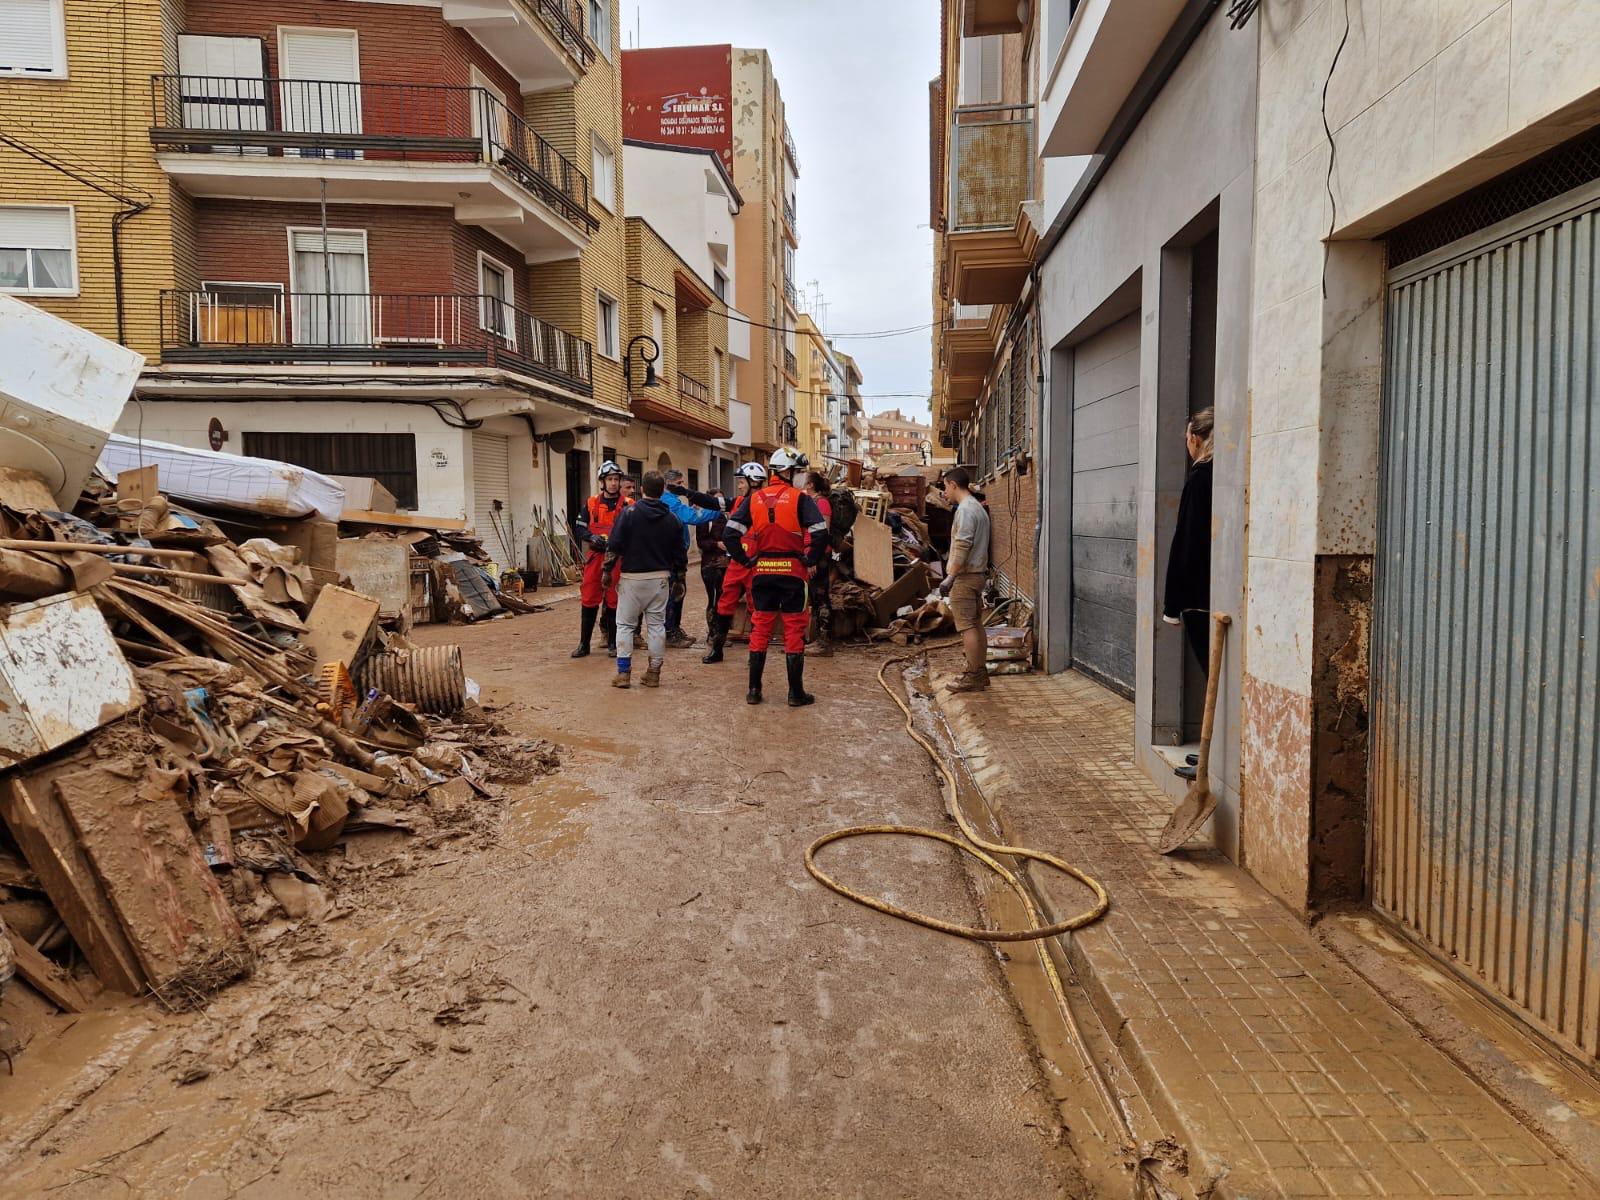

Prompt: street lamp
[
  {"left": 779, "top": 412, "right": 799, "bottom": 444},
  {"left": 624, "top": 334, "right": 659, "bottom": 392}
]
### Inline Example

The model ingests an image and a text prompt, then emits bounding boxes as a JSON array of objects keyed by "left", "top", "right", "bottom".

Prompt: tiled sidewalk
[{"left": 937, "top": 670, "right": 1592, "bottom": 1198}]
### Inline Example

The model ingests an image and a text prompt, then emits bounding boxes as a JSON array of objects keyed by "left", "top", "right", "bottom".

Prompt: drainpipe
[{"left": 111, "top": 201, "right": 151, "bottom": 347}]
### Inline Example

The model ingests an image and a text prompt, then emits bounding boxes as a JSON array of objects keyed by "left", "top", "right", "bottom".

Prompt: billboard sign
[{"left": 622, "top": 45, "right": 734, "bottom": 171}]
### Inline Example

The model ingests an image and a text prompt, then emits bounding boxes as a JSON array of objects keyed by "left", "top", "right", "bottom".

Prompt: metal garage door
[
  {"left": 1373, "top": 183, "right": 1600, "bottom": 1062},
  {"left": 1071, "top": 313, "right": 1140, "bottom": 696},
  {"left": 471, "top": 432, "right": 515, "bottom": 567}
]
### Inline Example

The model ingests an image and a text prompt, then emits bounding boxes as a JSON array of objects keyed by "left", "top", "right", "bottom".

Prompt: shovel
[{"left": 1157, "top": 612, "right": 1230, "bottom": 855}]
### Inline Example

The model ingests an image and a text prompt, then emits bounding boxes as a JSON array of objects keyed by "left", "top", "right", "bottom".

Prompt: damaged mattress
[{"left": 97, "top": 435, "right": 345, "bottom": 523}]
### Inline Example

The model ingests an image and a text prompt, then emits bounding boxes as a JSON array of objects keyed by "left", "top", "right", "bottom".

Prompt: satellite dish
[{"left": 547, "top": 429, "right": 576, "bottom": 454}]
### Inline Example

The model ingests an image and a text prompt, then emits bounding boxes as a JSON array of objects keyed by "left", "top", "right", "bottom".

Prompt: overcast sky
[{"left": 623, "top": 0, "right": 939, "bottom": 419}]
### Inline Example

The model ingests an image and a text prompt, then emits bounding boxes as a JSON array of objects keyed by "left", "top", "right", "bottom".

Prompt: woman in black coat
[{"left": 1163, "top": 407, "right": 1214, "bottom": 676}]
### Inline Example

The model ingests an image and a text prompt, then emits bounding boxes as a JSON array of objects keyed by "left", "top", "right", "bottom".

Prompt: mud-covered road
[{"left": 1, "top": 581, "right": 1089, "bottom": 1198}]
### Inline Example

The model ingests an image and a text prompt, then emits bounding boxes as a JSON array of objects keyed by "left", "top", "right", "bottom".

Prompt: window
[
  {"left": 0, "top": 206, "right": 76, "bottom": 294},
  {"left": 478, "top": 252, "right": 514, "bottom": 344},
  {"left": 959, "top": 35, "right": 1002, "bottom": 106},
  {"left": 244, "top": 431, "right": 418, "bottom": 509},
  {"left": 688, "top": 468, "right": 699, "bottom": 491},
  {"left": 602, "top": 445, "right": 617, "bottom": 462},
  {"left": 595, "top": 290, "right": 619, "bottom": 358},
  {"left": 591, "top": 133, "right": 616, "bottom": 212},
  {"left": 587, "top": 0, "right": 611, "bottom": 59},
  {"left": 0, "top": 0, "right": 67, "bottom": 78},
  {"left": 712, "top": 268, "right": 728, "bottom": 303},
  {"left": 626, "top": 457, "right": 643, "bottom": 480}
]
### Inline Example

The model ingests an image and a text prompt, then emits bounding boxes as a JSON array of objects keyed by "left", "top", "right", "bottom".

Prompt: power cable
[
  {"left": 1320, "top": 0, "right": 1353, "bottom": 298},
  {"left": 626, "top": 275, "right": 942, "bottom": 340}
]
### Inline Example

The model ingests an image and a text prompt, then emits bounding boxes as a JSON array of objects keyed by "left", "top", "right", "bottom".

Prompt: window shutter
[
  {"left": 0, "top": 206, "right": 71, "bottom": 248},
  {"left": 290, "top": 230, "right": 365, "bottom": 256},
  {"left": 0, "top": 0, "right": 59, "bottom": 75},
  {"left": 279, "top": 30, "right": 359, "bottom": 82}
]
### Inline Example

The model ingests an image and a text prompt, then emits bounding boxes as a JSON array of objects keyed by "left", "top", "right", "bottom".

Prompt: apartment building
[
  {"left": 930, "top": 0, "right": 1041, "bottom": 606},
  {"left": 939, "top": 0, "right": 1600, "bottom": 1066},
  {"left": 621, "top": 44, "right": 799, "bottom": 452},
  {"left": 866, "top": 408, "right": 931, "bottom": 464},
  {"left": 622, "top": 138, "right": 749, "bottom": 492},
  {"left": 794, "top": 311, "right": 842, "bottom": 466},
  {"left": 836, "top": 351, "right": 867, "bottom": 461}
]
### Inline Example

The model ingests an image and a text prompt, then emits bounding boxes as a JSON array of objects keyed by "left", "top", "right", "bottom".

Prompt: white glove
[{"left": 1161, "top": 614, "right": 1181, "bottom": 626}]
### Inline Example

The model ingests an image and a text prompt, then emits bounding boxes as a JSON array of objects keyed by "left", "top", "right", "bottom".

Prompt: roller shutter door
[
  {"left": 1070, "top": 313, "right": 1139, "bottom": 696},
  {"left": 471, "top": 432, "right": 515, "bottom": 567},
  {"left": 1373, "top": 183, "right": 1600, "bottom": 1062}
]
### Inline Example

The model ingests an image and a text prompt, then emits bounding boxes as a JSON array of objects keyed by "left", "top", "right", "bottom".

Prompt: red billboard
[{"left": 621, "top": 45, "right": 734, "bottom": 171}]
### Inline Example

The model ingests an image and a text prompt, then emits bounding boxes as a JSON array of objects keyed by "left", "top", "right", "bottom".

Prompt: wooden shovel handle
[{"left": 1195, "top": 613, "right": 1231, "bottom": 780}]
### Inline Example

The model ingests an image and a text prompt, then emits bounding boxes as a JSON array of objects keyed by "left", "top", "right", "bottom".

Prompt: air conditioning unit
[{"left": 0, "top": 295, "right": 145, "bottom": 504}]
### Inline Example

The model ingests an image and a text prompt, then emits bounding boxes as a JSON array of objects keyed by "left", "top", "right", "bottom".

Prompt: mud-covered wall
[{"left": 1309, "top": 554, "right": 1372, "bottom": 908}]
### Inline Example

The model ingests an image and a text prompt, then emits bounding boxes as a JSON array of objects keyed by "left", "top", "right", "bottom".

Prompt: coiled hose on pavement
[{"left": 805, "top": 651, "right": 1131, "bottom": 1148}]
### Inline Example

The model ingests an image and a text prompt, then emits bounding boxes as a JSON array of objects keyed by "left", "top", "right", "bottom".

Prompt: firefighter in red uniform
[
  {"left": 722, "top": 449, "right": 830, "bottom": 706},
  {"left": 702, "top": 462, "right": 768, "bottom": 664},
  {"left": 571, "top": 461, "right": 633, "bottom": 658}
]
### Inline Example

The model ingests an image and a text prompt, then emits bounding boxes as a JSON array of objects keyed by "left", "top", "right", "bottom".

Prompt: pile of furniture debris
[{"left": 0, "top": 464, "right": 558, "bottom": 1026}]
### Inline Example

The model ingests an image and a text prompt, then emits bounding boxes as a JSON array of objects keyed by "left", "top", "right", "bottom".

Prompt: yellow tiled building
[{"left": 0, "top": 0, "right": 180, "bottom": 357}]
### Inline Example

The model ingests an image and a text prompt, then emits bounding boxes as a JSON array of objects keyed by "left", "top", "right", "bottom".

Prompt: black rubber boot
[
  {"left": 702, "top": 614, "right": 728, "bottom": 664},
  {"left": 786, "top": 653, "right": 815, "bottom": 707},
  {"left": 746, "top": 651, "right": 767, "bottom": 704},
  {"left": 571, "top": 605, "right": 598, "bottom": 657},
  {"left": 602, "top": 607, "right": 617, "bottom": 657}
]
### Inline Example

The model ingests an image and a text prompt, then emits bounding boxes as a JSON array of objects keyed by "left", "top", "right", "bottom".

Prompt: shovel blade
[{"left": 1157, "top": 780, "right": 1217, "bottom": 855}]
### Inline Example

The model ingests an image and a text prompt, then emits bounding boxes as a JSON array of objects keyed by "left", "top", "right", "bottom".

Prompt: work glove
[
  {"left": 938, "top": 574, "right": 955, "bottom": 597},
  {"left": 733, "top": 553, "right": 754, "bottom": 569},
  {"left": 671, "top": 576, "right": 687, "bottom": 601},
  {"left": 590, "top": 535, "right": 608, "bottom": 552}
]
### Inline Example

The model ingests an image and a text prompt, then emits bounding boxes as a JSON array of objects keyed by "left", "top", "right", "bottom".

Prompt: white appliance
[{"left": 0, "top": 294, "right": 145, "bottom": 506}]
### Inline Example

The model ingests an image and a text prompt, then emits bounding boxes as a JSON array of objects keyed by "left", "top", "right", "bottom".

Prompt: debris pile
[{"left": 0, "top": 465, "right": 558, "bottom": 1021}]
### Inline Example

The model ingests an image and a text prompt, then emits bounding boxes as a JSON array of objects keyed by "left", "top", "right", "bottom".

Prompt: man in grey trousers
[{"left": 604, "top": 472, "right": 689, "bottom": 688}]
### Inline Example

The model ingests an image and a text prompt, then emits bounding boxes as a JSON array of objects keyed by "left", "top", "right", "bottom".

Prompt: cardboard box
[{"left": 331, "top": 475, "right": 397, "bottom": 514}]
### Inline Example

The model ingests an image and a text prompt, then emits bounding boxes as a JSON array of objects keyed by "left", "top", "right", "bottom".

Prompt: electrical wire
[
  {"left": 626, "top": 275, "right": 944, "bottom": 340},
  {"left": 1320, "top": 0, "right": 1353, "bottom": 298}
]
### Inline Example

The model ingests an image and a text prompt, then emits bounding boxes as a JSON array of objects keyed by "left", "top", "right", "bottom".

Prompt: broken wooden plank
[
  {"left": 4, "top": 925, "right": 89, "bottom": 1013},
  {"left": 1, "top": 765, "right": 146, "bottom": 995},
  {"left": 53, "top": 760, "right": 249, "bottom": 1000},
  {"left": 340, "top": 508, "right": 465, "bottom": 531},
  {"left": 0, "top": 540, "right": 197, "bottom": 559},
  {"left": 115, "top": 464, "right": 160, "bottom": 509},
  {"left": 852, "top": 513, "right": 896, "bottom": 590}
]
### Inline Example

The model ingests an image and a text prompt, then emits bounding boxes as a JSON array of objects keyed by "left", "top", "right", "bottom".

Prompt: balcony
[
  {"left": 946, "top": 103, "right": 1037, "bottom": 304},
  {"left": 782, "top": 276, "right": 798, "bottom": 311},
  {"left": 443, "top": 0, "right": 592, "bottom": 90},
  {"left": 628, "top": 370, "right": 730, "bottom": 440},
  {"left": 945, "top": 300, "right": 998, "bottom": 411},
  {"left": 150, "top": 76, "right": 597, "bottom": 259},
  {"left": 159, "top": 290, "right": 593, "bottom": 395},
  {"left": 964, "top": 0, "right": 1029, "bottom": 35},
  {"left": 1039, "top": 0, "right": 1189, "bottom": 157},
  {"left": 783, "top": 123, "right": 800, "bottom": 175},
  {"left": 782, "top": 347, "right": 798, "bottom": 380},
  {"left": 782, "top": 194, "right": 798, "bottom": 242}
]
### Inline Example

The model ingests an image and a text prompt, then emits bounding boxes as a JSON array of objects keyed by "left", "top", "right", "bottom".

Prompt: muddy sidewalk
[{"left": 1, "top": 591, "right": 1089, "bottom": 1198}]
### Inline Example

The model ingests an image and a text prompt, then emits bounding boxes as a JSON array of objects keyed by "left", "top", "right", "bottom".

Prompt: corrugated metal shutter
[
  {"left": 1070, "top": 312, "right": 1139, "bottom": 696},
  {"left": 0, "top": 0, "right": 60, "bottom": 75},
  {"left": 471, "top": 432, "right": 515, "bottom": 567},
  {"left": 1373, "top": 183, "right": 1600, "bottom": 1063}
]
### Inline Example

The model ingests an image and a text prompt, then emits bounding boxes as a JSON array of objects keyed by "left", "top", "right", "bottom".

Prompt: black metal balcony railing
[
  {"left": 523, "top": 0, "right": 594, "bottom": 68},
  {"left": 782, "top": 276, "right": 797, "bottom": 310},
  {"left": 159, "top": 290, "right": 593, "bottom": 394},
  {"left": 782, "top": 194, "right": 797, "bottom": 236},
  {"left": 782, "top": 122, "right": 800, "bottom": 174},
  {"left": 678, "top": 371, "right": 710, "bottom": 406},
  {"left": 782, "top": 347, "right": 798, "bottom": 378},
  {"left": 150, "top": 76, "right": 596, "bottom": 233},
  {"left": 949, "top": 103, "right": 1034, "bottom": 233}
]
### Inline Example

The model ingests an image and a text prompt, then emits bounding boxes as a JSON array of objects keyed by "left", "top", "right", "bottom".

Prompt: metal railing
[
  {"left": 782, "top": 193, "right": 797, "bottom": 235},
  {"left": 677, "top": 371, "right": 710, "bottom": 405},
  {"left": 159, "top": 290, "right": 593, "bottom": 392},
  {"left": 150, "top": 75, "right": 595, "bottom": 232},
  {"left": 782, "top": 122, "right": 800, "bottom": 174},
  {"left": 520, "top": 0, "right": 594, "bottom": 68},
  {"left": 782, "top": 275, "right": 797, "bottom": 310},
  {"left": 949, "top": 103, "right": 1034, "bottom": 233},
  {"left": 782, "top": 346, "right": 798, "bottom": 378},
  {"left": 952, "top": 301, "right": 993, "bottom": 323}
]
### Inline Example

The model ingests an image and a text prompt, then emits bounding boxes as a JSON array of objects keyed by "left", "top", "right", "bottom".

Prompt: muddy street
[{"left": 1, "top": 583, "right": 1090, "bottom": 1199}]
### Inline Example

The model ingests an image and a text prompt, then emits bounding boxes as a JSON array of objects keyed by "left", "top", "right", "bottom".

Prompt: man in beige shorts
[{"left": 938, "top": 466, "right": 991, "bottom": 692}]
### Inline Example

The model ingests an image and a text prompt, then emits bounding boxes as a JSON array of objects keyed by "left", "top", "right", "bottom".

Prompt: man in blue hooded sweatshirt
[{"left": 658, "top": 467, "right": 722, "bottom": 647}]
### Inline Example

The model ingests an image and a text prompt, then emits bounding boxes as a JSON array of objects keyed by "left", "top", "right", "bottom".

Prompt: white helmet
[
  {"left": 768, "top": 447, "right": 801, "bottom": 473},
  {"left": 598, "top": 461, "right": 624, "bottom": 478},
  {"left": 737, "top": 461, "right": 768, "bottom": 483}
]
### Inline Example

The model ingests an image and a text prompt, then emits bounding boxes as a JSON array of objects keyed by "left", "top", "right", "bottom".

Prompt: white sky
[{"left": 622, "top": 0, "right": 939, "bottom": 419}]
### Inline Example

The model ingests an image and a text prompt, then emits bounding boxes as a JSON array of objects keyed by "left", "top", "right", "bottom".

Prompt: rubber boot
[
  {"left": 746, "top": 650, "right": 767, "bottom": 705},
  {"left": 702, "top": 613, "right": 728, "bottom": 664},
  {"left": 571, "top": 605, "right": 598, "bottom": 657},
  {"left": 641, "top": 658, "right": 662, "bottom": 688},
  {"left": 785, "top": 653, "right": 815, "bottom": 707},
  {"left": 602, "top": 607, "right": 617, "bottom": 657}
]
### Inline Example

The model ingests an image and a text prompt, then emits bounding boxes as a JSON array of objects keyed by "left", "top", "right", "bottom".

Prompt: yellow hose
[{"left": 805, "top": 651, "right": 1131, "bottom": 1148}]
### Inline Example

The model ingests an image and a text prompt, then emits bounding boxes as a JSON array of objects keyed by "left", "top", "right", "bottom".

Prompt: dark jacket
[
  {"left": 1163, "top": 459, "right": 1213, "bottom": 619},
  {"left": 697, "top": 513, "right": 729, "bottom": 569},
  {"left": 606, "top": 497, "right": 689, "bottom": 576}
]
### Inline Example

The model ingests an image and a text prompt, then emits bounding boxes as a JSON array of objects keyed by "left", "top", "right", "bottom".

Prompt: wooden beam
[
  {"left": 4, "top": 926, "right": 89, "bottom": 1013},
  {"left": 339, "top": 509, "right": 466, "bottom": 531}
]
